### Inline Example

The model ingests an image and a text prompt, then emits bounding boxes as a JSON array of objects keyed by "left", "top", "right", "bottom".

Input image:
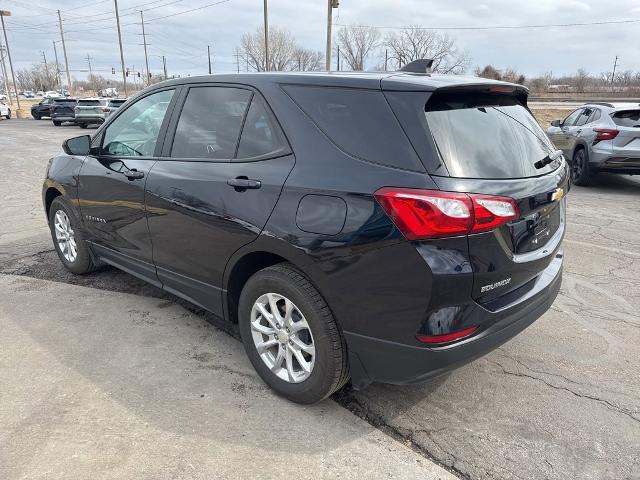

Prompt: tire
[
  {"left": 79, "top": 123, "right": 88, "bottom": 129},
  {"left": 32, "top": 113, "right": 41, "bottom": 120},
  {"left": 5, "top": 109, "right": 10, "bottom": 119},
  {"left": 53, "top": 120, "right": 61, "bottom": 126},
  {"left": 48, "top": 196, "right": 96, "bottom": 275},
  {"left": 572, "top": 148, "right": 596, "bottom": 186},
  {"left": 239, "top": 263, "right": 349, "bottom": 404}
]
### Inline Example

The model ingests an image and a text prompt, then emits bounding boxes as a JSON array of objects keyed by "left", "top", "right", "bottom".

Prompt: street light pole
[
  {"left": 263, "top": 0, "right": 269, "bottom": 71},
  {"left": 0, "top": 10, "right": 20, "bottom": 109}
]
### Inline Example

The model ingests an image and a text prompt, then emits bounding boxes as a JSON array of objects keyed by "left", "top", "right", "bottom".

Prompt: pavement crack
[{"left": 489, "top": 359, "right": 640, "bottom": 425}]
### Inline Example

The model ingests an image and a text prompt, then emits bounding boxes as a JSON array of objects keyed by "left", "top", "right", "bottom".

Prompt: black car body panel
[
  {"left": 43, "top": 72, "right": 565, "bottom": 389},
  {"left": 51, "top": 98, "right": 78, "bottom": 123}
]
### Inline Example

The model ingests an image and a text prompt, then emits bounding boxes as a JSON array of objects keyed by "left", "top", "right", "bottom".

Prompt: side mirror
[
  {"left": 550, "top": 119, "right": 561, "bottom": 127},
  {"left": 62, "top": 135, "right": 91, "bottom": 156}
]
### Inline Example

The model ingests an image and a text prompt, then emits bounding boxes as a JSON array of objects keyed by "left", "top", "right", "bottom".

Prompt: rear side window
[
  {"left": 425, "top": 92, "right": 557, "bottom": 179},
  {"left": 236, "top": 96, "right": 288, "bottom": 160},
  {"left": 612, "top": 110, "right": 640, "bottom": 127},
  {"left": 574, "top": 108, "right": 594, "bottom": 126},
  {"left": 283, "top": 85, "right": 422, "bottom": 171},
  {"left": 588, "top": 109, "right": 601, "bottom": 123},
  {"left": 171, "top": 87, "right": 251, "bottom": 159}
]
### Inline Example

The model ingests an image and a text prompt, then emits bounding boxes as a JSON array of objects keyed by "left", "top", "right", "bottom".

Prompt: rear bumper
[
  {"left": 345, "top": 250, "right": 563, "bottom": 389},
  {"left": 52, "top": 115, "right": 75, "bottom": 122},
  {"left": 75, "top": 115, "right": 106, "bottom": 123}
]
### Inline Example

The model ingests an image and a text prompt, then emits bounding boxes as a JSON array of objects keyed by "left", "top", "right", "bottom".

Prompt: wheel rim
[
  {"left": 54, "top": 210, "right": 77, "bottom": 262},
  {"left": 573, "top": 151, "right": 584, "bottom": 180},
  {"left": 250, "top": 292, "right": 315, "bottom": 383}
]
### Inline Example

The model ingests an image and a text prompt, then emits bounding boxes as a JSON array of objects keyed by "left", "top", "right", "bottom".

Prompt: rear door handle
[
  {"left": 124, "top": 169, "right": 144, "bottom": 180},
  {"left": 227, "top": 177, "right": 261, "bottom": 190}
]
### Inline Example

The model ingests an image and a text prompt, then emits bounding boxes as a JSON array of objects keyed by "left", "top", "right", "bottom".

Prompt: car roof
[
  {"left": 154, "top": 71, "right": 527, "bottom": 93},
  {"left": 584, "top": 102, "right": 640, "bottom": 110}
]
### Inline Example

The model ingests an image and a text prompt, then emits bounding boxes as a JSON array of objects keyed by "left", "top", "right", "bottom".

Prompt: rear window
[
  {"left": 78, "top": 99, "right": 102, "bottom": 106},
  {"left": 283, "top": 85, "right": 423, "bottom": 171},
  {"left": 109, "top": 100, "right": 126, "bottom": 107},
  {"left": 612, "top": 110, "right": 640, "bottom": 127},
  {"left": 425, "top": 92, "right": 558, "bottom": 179}
]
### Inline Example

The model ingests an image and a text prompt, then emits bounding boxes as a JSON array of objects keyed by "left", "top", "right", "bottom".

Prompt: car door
[
  {"left": 555, "top": 108, "right": 583, "bottom": 154},
  {"left": 569, "top": 107, "right": 594, "bottom": 152},
  {"left": 144, "top": 85, "right": 295, "bottom": 316},
  {"left": 77, "top": 88, "right": 178, "bottom": 284}
]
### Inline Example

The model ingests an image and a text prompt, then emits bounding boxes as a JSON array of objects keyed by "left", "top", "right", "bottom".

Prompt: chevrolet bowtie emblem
[{"left": 550, "top": 188, "right": 565, "bottom": 202}]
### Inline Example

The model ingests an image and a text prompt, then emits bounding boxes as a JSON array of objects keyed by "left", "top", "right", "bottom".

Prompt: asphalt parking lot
[{"left": 1, "top": 118, "right": 639, "bottom": 479}]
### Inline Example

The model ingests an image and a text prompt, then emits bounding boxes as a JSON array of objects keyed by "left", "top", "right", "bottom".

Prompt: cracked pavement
[{"left": 1, "top": 118, "right": 639, "bottom": 479}]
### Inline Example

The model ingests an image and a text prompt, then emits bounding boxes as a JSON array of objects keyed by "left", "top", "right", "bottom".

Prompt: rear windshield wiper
[{"left": 534, "top": 149, "right": 563, "bottom": 169}]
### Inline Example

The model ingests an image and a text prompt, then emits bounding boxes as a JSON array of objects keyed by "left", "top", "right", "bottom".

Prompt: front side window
[
  {"left": 171, "top": 87, "right": 251, "bottom": 159},
  {"left": 562, "top": 109, "right": 583, "bottom": 126},
  {"left": 102, "top": 89, "right": 174, "bottom": 157},
  {"left": 236, "top": 96, "right": 287, "bottom": 159}
]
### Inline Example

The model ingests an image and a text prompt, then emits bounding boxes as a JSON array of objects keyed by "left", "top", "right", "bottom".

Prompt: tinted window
[
  {"left": 562, "top": 109, "right": 583, "bottom": 126},
  {"left": 236, "top": 96, "right": 287, "bottom": 159},
  {"left": 425, "top": 92, "right": 557, "bottom": 179},
  {"left": 589, "top": 109, "right": 601, "bottom": 123},
  {"left": 102, "top": 89, "right": 174, "bottom": 157},
  {"left": 78, "top": 99, "right": 102, "bottom": 106},
  {"left": 612, "top": 110, "right": 640, "bottom": 127},
  {"left": 574, "top": 108, "right": 594, "bottom": 126},
  {"left": 171, "top": 87, "right": 251, "bottom": 159},
  {"left": 284, "top": 85, "right": 422, "bottom": 170}
]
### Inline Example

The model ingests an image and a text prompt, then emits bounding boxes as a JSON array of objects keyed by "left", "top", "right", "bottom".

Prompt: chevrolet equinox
[{"left": 43, "top": 70, "right": 567, "bottom": 404}]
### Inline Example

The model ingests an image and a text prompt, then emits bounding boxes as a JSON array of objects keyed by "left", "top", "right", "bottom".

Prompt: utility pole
[
  {"left": 611, "top": 55, "right": 618, "bottom": 84},
  {"left": 235, "top": 47, "right": 240, "bottom": 74},
  {"left": 162, "top": 55, "right": 167, "bottom": 80},
  {"left": 56, "top": 10, "right": 72, "bottom": 94},
  {"left": 325, "top": 0, "right": 339, "bottom": 71},
  {"left": 40, "top": 50, "right": 49, "bottom": 91},
  {"left": 140, "top": 10, "right": 150, "bottom": 86},
  {"left": 53, "top": 41, "right": 62, "bottom": 90},
  {"left": 384, "top": 49, "right": 388, "bottom": 71},
  {"left": 0, "top": 10, "right": 20, "bottom": 109},
  {"left": 0, "top": 45, "right": 10, "bottom": 104},
  {"left": 86, "top": 53, "right": 94, "bottom": 93},
  {"left": 114, "top": 0, "right": 127, "bottom": 95},
  {"left": 336, "top": 44, "right": 340, "bottom": 71},
  {"left": 207, "top": 44, "right": 212, "bottom": 74},
  {"left": 263, "top": 0, "right": 269, "bottom": 71}
]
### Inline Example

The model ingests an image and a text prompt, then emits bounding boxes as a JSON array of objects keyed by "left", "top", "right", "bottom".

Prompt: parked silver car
[{"left": 547, "top": 102, "right": 640, "bottom": 185}]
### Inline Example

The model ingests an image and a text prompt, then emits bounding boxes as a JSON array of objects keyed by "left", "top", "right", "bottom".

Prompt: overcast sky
[{"left": 3, "top": 0, "right": 640, "bottom": 82}]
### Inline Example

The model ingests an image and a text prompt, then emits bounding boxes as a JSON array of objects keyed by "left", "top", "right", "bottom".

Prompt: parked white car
[
  {"left": 44, "top": 91, "right": 62, "bottom": 99},
  {"left": 0, "top": 101, "right": 11, "bottom": 119}
]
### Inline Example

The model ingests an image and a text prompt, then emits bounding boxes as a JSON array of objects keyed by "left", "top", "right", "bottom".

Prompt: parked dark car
[
  {"left": 43, "top": 71, "right": 567, "bottom": 404},
  {"left": 547, "top": 102, "right": 640, "bottom": 185},
  {"left": 51, "top": 97, "right": 78, "bottom": 126},
  {"left": 31, "top": 97, "right": 55, "bottom": 119}
]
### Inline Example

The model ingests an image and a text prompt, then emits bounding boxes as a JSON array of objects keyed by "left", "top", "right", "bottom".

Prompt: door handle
[
  {"left": 227, "top": 177, "right": 261, "bottom": 190},
  {"left": 124, "top": 169, "right": 144, "bottom": 180}
]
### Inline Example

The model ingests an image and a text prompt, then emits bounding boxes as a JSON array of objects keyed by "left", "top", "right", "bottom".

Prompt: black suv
[
  {"left": 31, "top": 97, "right": 55, "bottom": 120},
  {"left": 43, "top": 71, "right": 567, "bottom": 404},
  {"left": 50, "top": 97, "right": 78, "bottom": 126}
]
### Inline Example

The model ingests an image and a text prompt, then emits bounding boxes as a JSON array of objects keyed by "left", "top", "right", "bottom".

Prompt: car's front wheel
[
  {"left": 32, "top": 113, "right": 41, "bottom": 120},
  {"left": 238, "top": 263, "right": 349, "bottom": 404},
  {"left": 48, "top": 197, "right": 96, "bottom": 275},
  {"left": 53, "top": 120, "right": 61, "bottom": 126}
]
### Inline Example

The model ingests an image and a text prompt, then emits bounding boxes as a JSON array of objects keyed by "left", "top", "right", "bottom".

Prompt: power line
[{"left": 333, "top": 18, "right": 640, "bottom": 31}]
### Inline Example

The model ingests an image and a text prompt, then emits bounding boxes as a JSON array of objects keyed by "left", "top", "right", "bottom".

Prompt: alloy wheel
[
  {"left": 250, "top": 292, "right": 315, "bottom": 383},
  {"left": 572, "top": 151, "right": 584, "bottom": 181},
  {"left": 54, "top": 210, "right": 77, "bottom": 262}
]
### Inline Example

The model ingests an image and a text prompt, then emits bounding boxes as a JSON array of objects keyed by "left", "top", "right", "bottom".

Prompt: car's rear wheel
[
  {"left": 238, "top": 263, "right": 349, "bottom": 404},
  {"left": 48, "top": 197, "right": 96, "bottom": 275},
  {"left": 79, "top": 123, "right": 88, "bottom": 129},
  {"left": 5, "top": 109, "right": 10, "bottom": 119},
  {"left": 53, "top": 120, "right": 61, "bottom": 126},
  {"left": 572, "top": 148, "right": 596, "bottom": 186}
]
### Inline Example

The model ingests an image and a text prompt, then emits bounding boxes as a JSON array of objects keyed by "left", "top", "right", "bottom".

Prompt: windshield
[{"left": 425, "top": 92, "right": 558, "bottom": 179}]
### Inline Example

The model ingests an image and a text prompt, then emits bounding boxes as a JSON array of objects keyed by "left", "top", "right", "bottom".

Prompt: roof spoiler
[{"left": 399, "top": 59, "right": 434, "bottom": 74}]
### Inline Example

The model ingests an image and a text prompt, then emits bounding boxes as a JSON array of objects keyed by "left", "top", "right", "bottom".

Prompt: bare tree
[
  {"left": 335, "top": 25, "right": 381, "bottom": 71},
  {"left": 291, "top": 48, "right": 323, "bottom": 71},
  {"left": 240, "top": 26, "right": 297, "bottom": 72},
  {"left": 573, "top": 68, "right": 590, "bottom": 92},
  {"left": 385, "top": 26, "right": 469, "bottom": 74},
  {"left": 475, "top": 65, "right": 502, "bottom": 80}
]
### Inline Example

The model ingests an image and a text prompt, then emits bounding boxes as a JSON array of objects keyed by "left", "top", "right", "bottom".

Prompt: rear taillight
[
  {"left": 416, "top": 326, "right": 478, "bottom": 344},
  {"left": 594, "top": 128, "right": 619, "bottom": 141},
  {"left": 374, "top": 187, "right": 518, "bottom": 240},
  {"left": 102, "top": 107, "right": 110, "bottom": 112}
]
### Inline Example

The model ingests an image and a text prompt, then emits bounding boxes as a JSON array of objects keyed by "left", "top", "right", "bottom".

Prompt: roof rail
[
  {"left": 583, "top": 102, "right": 615, "bottom": 108},
  {"left": 399, "top": 59, "right": 434, "bottom": 74}
]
